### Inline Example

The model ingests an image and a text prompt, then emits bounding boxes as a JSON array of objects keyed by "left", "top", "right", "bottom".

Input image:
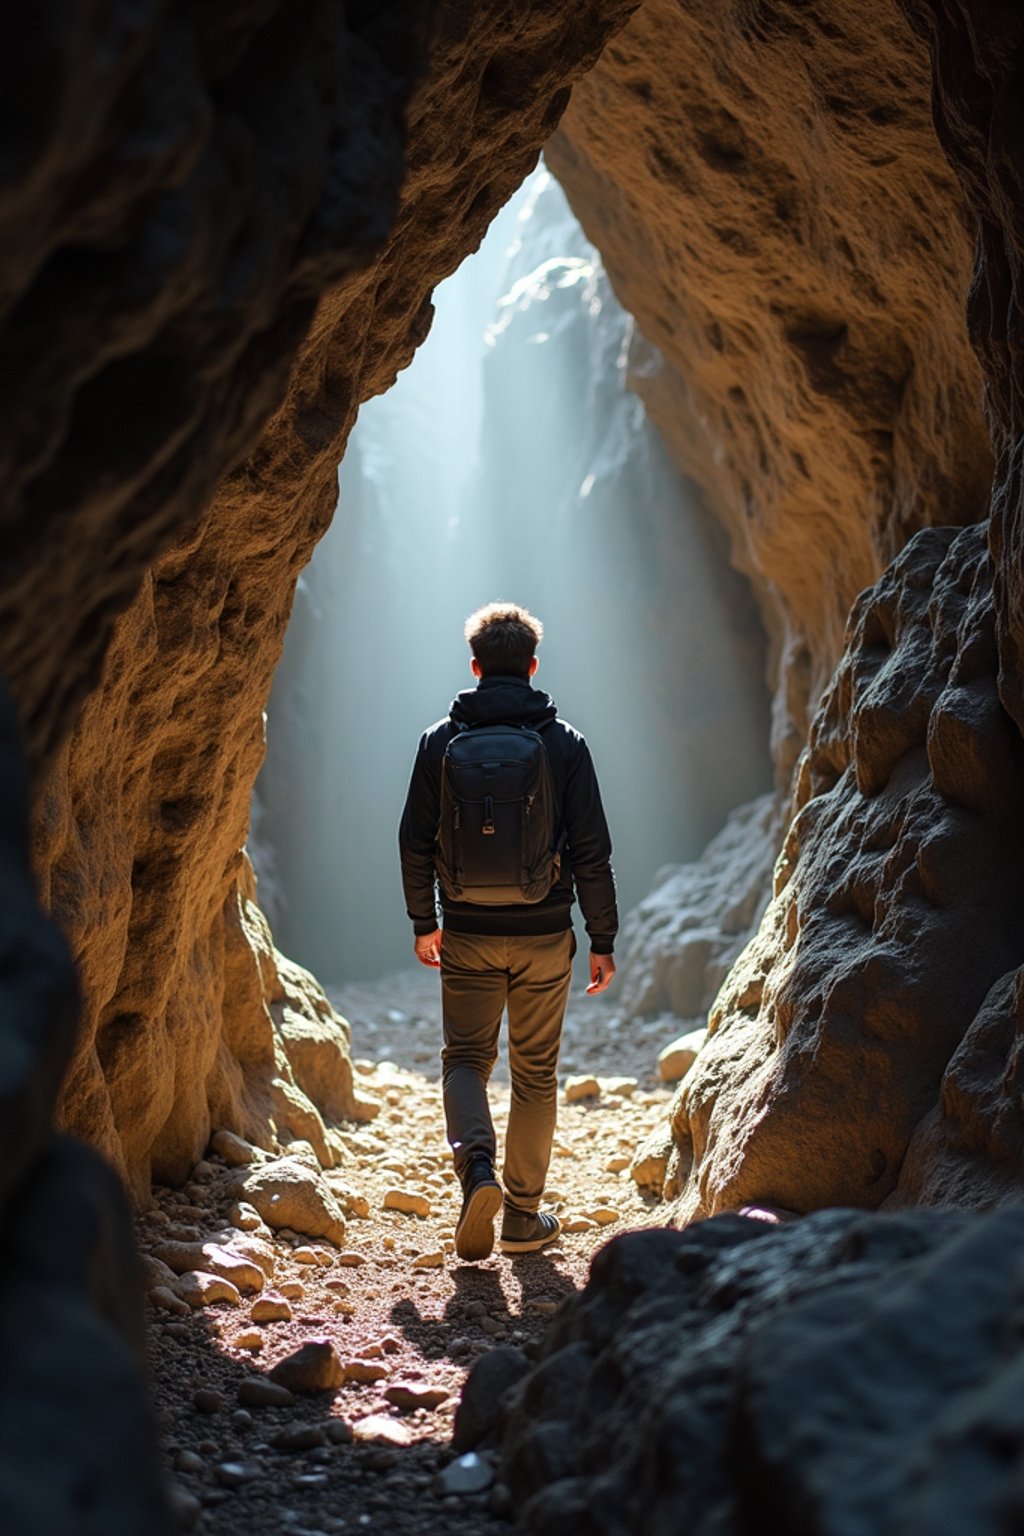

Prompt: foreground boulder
[{"left": 489, "top": 1211, "right": 1024, "bottom": 1534}]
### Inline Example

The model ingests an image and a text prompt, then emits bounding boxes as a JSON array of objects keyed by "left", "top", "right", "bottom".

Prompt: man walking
[{"left": 399, "top": 602, "right": 617, "bottom": 1262}]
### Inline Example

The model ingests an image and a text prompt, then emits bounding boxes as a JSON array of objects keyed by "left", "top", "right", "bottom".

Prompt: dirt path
[{"left": 142, "top": 969, "right": 679, "bottom": 1533}]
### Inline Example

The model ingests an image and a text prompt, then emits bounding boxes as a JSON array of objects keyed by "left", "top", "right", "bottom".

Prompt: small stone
[
  {"left": 278, "top": 1280, "right": 305, "bottom": 1300},
  {"left": 232, "top": 1158, "right": 346, "bottom": 1245},
  {"left": 343, "top": 1359, "right": 388, "bottom": 1385},
  {"left": 384, "top": 1382, "right": 450, "bottom": 1411},
  {"left": 233, "top": 1330, "right": 264, "bottom": 1351},
  {"left": 657, "top": 1028, "right": 706, "bottom": 1083},
  {"left": 293, "top": 1247, "right": 320, "bottom": 1265},
  {"left": 352, "top": 1415, "right": 413, "bottom": 1446},
  {"left": 154, "top": 1241, "right": 265, "bottom": 1293},
  {"left": 383, "top": 1189, "right": 431, "bottom": 1218},
  {"left": 250, "top": 1293, "right": 293, "bottom": 1323},
  {"left": 489, "top": 1483, "right": 514, "bottom": 1518},
  {"left": 412, "top": 1251, "right": 444, "bottom": 1270},
  {"left": 325, "top": 1419, "right": 354, "bottom": 1445},
  {"left": 211, "top": 1129, "right": 257, "bottom": 1167},
  {"left": 174, "top": 1450, "right": 205, "bottom": 1473},
  {"left": 269, "top": 1340, "right": 346, "bottom": 1393},
  {"left": 563, "top": 1075, "right": 600, "bottom": 1103},
  {"left": 150, "top": 1285, "right": 191, "bottom": 1316},
  {"left": 604, "top": 1155, "right": 631, "bottom": 1174},
  {"left": 336, "top": 1252, "right": 368, "bottom": 1268},
  {"left": 232, "top": 1409, "right": 253, "bottom": 1427},
  {"left": 215, "top": 1461, "right": 262, "bottom": 1488},
  {"left": 164, "top": 1322, "right": 190, "bottom": 1341},
  {"left": 237, "top": 1377, "right": 295, "bottom": 1408},
  {"left": 434, "top": 1452, "right": 494, "bottom": 1496},
  {"left": 600, "top": 1076, "right": 638, "bottom": 1098},
  {"left": 562, "top": 1217, "right": 597, "bottom": 1234},
  {"left": 586, "top": 1207, "right": 621, "bottom": 1226},
  {"left": 229, "top": 1201, "right": 264, "bottom": 1232},
  {"left": 293, "top": 1472, "right": 329, "bottom": 1490},
  {"left": 270, "top": 1424, "right": 328, "bottom": 1451},
  {"left": 192, "top": 1388, "right": 225, "bottom": 1415},
  {"left": 380, "top": 1336, "right": 402, "bottom": 1355},
  {"left": 175, "top": 1271, "right": 243, "bottom": 1310}
]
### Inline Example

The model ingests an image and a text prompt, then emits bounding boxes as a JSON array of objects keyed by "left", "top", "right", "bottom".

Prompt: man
[{"left": 399, "top": 602, "right": 617, "bottom": 1262}]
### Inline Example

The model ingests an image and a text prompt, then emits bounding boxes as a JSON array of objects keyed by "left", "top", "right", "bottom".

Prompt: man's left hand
[
  {"left": 414, "top": 928, "right": 443, "bottom": 968},
  {"left": 586, "top": 951, "right": 616, "bottom": 995}
]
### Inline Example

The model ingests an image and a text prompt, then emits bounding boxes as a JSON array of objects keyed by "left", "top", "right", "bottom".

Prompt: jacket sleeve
[
  {"left": 398, "top": 732, "right": 441, "bottom": 934},
  {"left": 562, "top": 736, "right": 618, "bottom": 953}
]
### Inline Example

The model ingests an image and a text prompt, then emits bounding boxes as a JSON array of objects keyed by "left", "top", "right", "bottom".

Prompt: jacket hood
[{"left": 449, "top": 674, "right": 558, "bottom": 730}]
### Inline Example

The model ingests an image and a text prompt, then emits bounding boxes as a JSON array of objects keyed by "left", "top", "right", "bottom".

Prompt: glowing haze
[{"left": 253, "top": 167, "right": 771, "bottom": 983}]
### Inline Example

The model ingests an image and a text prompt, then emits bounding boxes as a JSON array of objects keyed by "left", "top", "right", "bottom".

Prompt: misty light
[{"left": 252, "top": 164, "right": 771, "bottom": 984}]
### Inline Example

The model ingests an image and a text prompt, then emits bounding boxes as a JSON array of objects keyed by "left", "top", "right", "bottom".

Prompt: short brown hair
[{"left": 464, "top": 602, "right": 543, "bottom": 678}]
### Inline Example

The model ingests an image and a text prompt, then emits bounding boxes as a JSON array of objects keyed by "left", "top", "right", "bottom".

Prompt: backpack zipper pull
[{"left": 483, "top": 795, "right": 495, "bottom": 835}]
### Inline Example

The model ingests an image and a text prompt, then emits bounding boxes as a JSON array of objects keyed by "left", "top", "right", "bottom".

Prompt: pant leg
[
  {"left": 503, "top": 929, "right": 575, "bottom": 1212},
  {"left": 440, "top": 930, "right": 508, "bottom": 1175}
]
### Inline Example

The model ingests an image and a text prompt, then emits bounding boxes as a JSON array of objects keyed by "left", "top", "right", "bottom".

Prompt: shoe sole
[
  {"left": 498, "top": 1216, "right": 563, "bottom": 1255},
  {"left": 455, "top": 1181, "right": 503, "bottom": 1262}
]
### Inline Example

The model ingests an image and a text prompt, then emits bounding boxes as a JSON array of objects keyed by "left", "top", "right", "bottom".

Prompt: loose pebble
[
  {"left": 563, "top": 1075, "right": 600, "bottom": 1103},
  {"left": 192, "top": 1388, "right": 225, "bottom": 1415},
  {"left": 343, "top": 1358, "right": 388, "bottom": 1385},
  {"left": 384, "top": 1382, "right": 450, "bottom": 1411},
  {"left": 412, "top": 1250, "right": 444, "bottom": 1269},
  {"left": 237, "top": 1377, "right": 295, "bottom": 1408},
  {"left": 337, "top": 1251, "right": 368, "bottom": 1268},
  {"left": 434, "top": 1452, "right": 495, "bottom": 1496},
  {"left": 269, "top": 1340, "right": 346, "bottom": 1393},
  {"left": 383, "top": 1189, "right": 431, "bottom": 1218},
  {"left": 250, "top": 1293, "right": 293, "bottom": 1323}
]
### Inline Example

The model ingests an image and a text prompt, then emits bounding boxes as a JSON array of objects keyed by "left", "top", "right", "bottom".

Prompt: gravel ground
[{"left": 142, "top": 965, "right": 685, "bottom": 1534}]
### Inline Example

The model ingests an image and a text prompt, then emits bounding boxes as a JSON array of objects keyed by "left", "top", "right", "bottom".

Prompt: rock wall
[
  {"left": 0, "top": 684, "right": 171, "bottom": 1530},
  {"left": 546, "top": 0, "right": 992, "bottom": 780},
  {"left": 6, "top": 2, "right": 639, "bottom": 1197},
  {"left": 480, "top": 1211, "right": 1024, "bottom": 1533}
]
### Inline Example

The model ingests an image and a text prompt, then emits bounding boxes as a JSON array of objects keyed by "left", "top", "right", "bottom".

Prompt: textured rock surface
[
  {"left": 489, "top": 1211, "right": 1024, "bottom": 1535},
  {"left": 547, "top": 0, "right": 992, "bottom": 778},
  {"left": 618, "top": 795, "right": 777, "bottom": 1022},
  {"left": 17, "top": 1, "right": 638, "bottom": 1193},
  {"left": 671, "top": 523, "right": 1024, "bottom": 1220},
  {"left": 0, "top": 687, "right": 170, "bottom": 1531}
]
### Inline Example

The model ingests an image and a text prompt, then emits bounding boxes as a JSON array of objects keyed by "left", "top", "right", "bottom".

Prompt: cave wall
[
  {"left": 8, "top": 3, "right": 640, "bottom": 1198},
  {"left": 545, "top": 0, "right": 993, "bottom": 782}
]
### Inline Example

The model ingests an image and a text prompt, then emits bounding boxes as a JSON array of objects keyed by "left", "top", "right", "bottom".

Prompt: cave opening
[{"left": 252, "top": 161, "right": 773, "bottom": 989}]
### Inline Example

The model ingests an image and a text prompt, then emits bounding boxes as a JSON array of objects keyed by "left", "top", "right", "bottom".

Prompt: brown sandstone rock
[
  {"left": 16, "top": 0, "right": 639, "bottom": 1198},
  {"left": 548, "top": 0, "right": 991, "bottom": 779},
  {"left": 232, "top": 1156, "right": 347, "bottom": 1245}
]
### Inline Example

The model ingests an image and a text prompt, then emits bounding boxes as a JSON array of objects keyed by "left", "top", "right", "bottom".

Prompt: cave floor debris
[{"left": 142, "top": 967, "right": 682, "bottom": 1534}]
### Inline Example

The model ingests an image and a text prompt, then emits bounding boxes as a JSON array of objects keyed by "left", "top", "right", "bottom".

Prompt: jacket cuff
[
  {"left": 588, "top": 936, "right": 615, "bottom": 955},
  {"left": 412, "top": 918, "right": 439, "bottom": 936}
]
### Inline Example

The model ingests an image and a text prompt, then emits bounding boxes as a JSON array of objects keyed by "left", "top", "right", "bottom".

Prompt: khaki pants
[{"left": 440, "top": 928, "right": 575, "bottom": 1213}]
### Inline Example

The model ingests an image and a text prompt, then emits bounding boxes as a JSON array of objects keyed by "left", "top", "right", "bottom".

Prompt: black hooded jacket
[{"left": 398, "top": 675, "right": 618, "bottom": 951}]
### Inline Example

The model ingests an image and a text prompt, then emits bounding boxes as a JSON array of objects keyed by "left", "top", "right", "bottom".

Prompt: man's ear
[
  {"left": 528, "top": 656, "right": 539, "bottom": 677},
  {"left": 470, "top": 656, "right": 482, "bottom": 678}
]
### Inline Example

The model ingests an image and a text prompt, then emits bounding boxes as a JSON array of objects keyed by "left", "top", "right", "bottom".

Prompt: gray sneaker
[{"left": 498, "top": 1208, "right": 562, "bottom": 1254}]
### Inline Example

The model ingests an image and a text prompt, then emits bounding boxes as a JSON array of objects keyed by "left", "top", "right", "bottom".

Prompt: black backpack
[{"left": 435, "top": 722, "right": 560, "bottom": 904}]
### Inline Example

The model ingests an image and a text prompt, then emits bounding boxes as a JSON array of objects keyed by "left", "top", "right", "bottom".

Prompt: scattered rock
[
  {"left": 278, "top": 1280, "right": 305, "bottom": 1299},
  {"left": 325, "top": 1419, "right": 353, "bottom": 1445},
  {"left": 232, "top": 1158, "right": 347, "bottom": 1245},
  {"left": 167, "top": 1485, "right": 202, "bottom": 1531},
  {"left": 237, "top": 1377, "right": 295, "bottom": 1409},
  {"left": 435, "top": 1452, "right": 495, "bottom": 1496},
  {"left": 385, "top": 1382, "right": 450, "bottom": 1411},
  {"left": 154, "top": 1241, "right": 265, "bottom": 1293},
  {"left": 562, "top": 1217, "right": 598, "bottom": 1234},
  {"left": 270, "top": 1424, "right": 328, "bottom": 1451},
  {"left": 343, "top": 1359, "right": 388, "bottom": 1385},
  {"left": 215, "top": 1462, "right": 262, "bottom": 1488},
  {"left": 249, "top": 1292, "right": 293, "bottom": 1323},
  {"left": 233, "top": 1330, "right": 263, "bottom": 1351},
  {"left": 657, "top": 1028, "right": 706, "bottom": 1083},
  {"left": 269, "top": 1340, "right": 345, "bottom": 1393},
  {"left": 337, "top": 1251, "right": 368, "bottom": 1268},
  {"left": 174, "top": 1450, "right": 205, "bottom": 1473},
  {"left": 150, "top": 1285, "right": 191, "bottom": 1316},
  {"left": 192, "top": 1388, "right": 225, "bottom": 1415},
  {"left": 603, "top": 1154, "right": 631, "bottom": 1173},
  {"left": 563, "top": 1076, "right": 600, "bottom": 1103},
  {"left": 412, "top": 1250, "right": 444, "bottom": 1269},
  {"left": 352, "top": 1415, "right": 413, "bottom": 1447},
  {"left": 175, "top": 1271, "right": 242, "bottom": 1309},
  {"left": 383, "top": 1188, "right": 431, "bottom": 1218},
  {"left": 211, "top": 1129, "right": 257, "bottom": 1167},
  {"left": 586, "top": 1207, "right": 621, "bottom": 1226},
  {"left": 228, "top": 1201, "right": 264, "bottom": 1232}
]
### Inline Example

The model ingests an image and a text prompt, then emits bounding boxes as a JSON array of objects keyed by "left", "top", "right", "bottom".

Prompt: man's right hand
[
  {"left": 586, "top": 951, "right": 616, "bottom": 995},
  {"left": 414, "top": 928, "right": 443, "bottom": 968}
]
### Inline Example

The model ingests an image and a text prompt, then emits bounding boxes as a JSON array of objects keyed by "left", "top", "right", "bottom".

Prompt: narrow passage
[{"left": 141, "top": 969, "right": 679, "bottom": 1533}]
